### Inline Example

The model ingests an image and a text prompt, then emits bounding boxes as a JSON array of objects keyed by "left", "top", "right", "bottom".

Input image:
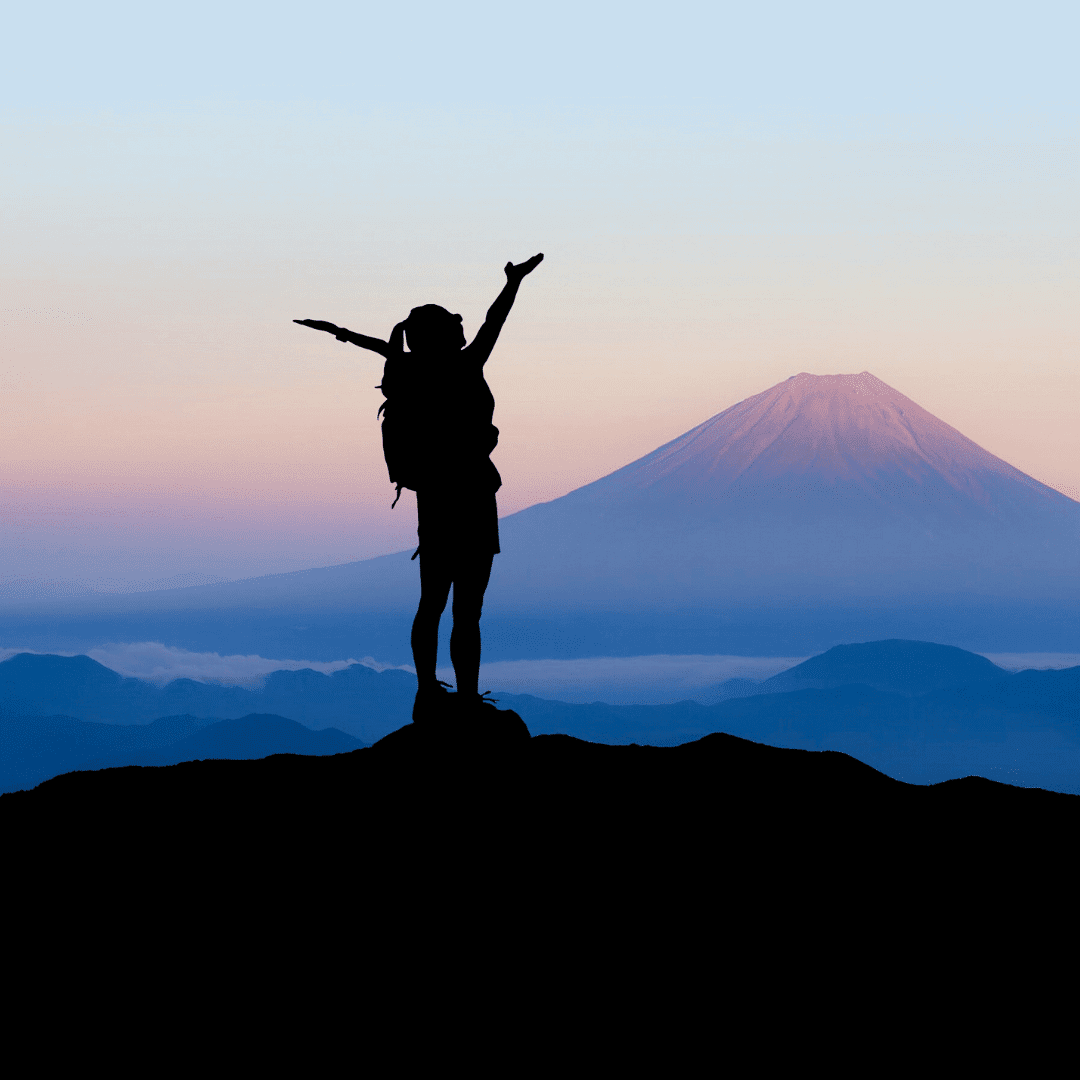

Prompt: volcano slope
[
  {"left": 5, "top": 371, "right": 1079, "bottom": 660},
  {"left": 483, "top": 371, "right": 1080, "bottom": 654}
]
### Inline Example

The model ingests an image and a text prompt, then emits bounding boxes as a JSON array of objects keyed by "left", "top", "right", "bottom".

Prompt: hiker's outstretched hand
[
  {"left": 294, "top": 319, "right": 350, "bottom": 340},
  {"left": 505, "top": 253, "right": 544, "bottom": 283}
]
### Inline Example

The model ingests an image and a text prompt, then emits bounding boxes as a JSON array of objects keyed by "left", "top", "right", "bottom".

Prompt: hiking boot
[
  {"left": 412, "top": 680, "right": 453, "bottom": 723},
  {"left": 450, "top": 691, "right": 498, "bottom": 719},
  {"left": 454, "top": 691, "right": 531, "bottom": 741}
]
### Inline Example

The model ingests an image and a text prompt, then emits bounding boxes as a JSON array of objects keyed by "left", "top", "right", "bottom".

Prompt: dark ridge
[
  {"left": 5, "top": 716, "right": 1076, "bottom": 907},
  {"left": 121, "top": 713, "right": 361, "bottom": 767}
]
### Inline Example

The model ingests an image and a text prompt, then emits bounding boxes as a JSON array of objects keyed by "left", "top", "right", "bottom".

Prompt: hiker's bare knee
[
  {"left": 417, "top": 566, "right": 452, "bottom": 619},
  {"left": 451, "top": 589, "right": 484, "bottom": 625},
  {"left": 417, "top": 591, "right": 449, "bottom": 618}
]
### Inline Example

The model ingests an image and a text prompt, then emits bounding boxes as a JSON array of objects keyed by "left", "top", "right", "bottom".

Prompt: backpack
[
  {"left": 377, "top": 353, "right": 502, "bottom": 507},
  {"left": 377, "top": 352, "right": 424, "bottom": 507}
]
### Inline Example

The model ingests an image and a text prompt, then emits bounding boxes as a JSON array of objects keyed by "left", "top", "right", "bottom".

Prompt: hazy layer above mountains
[{"left": 2, "top": 373, "right": 1078, "bottom": 661}]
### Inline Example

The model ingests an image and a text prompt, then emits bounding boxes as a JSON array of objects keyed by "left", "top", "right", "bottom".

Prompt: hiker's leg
[
  {"left": 412, "top": 551, "right": 452, "bottom": 688},
  {"left": 449, "top": 552, "right": 494, "bottom": 698}
]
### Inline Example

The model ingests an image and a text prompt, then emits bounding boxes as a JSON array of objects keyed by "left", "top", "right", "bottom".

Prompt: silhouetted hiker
[{"left": 296, "top": 254, "right": 543, "bottom": 722}]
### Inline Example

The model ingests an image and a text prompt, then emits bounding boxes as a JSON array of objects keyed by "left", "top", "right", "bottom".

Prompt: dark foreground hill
[{"left": 6, "top": 716, "right": 1076, "bottom": 914}]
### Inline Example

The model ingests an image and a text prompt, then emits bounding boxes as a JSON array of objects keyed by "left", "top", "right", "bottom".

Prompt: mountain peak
[
  {"left": 577, "top": 371, "right": 1066, "bottom": 517},
  {"left": 485, "top": 369, "right": 1080, "bottom": 624}
]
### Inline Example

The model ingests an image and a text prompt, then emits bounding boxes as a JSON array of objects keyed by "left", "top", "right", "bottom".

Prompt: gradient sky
[{"left": 2, "top": 1, "right": 1077, "bottom": 591}]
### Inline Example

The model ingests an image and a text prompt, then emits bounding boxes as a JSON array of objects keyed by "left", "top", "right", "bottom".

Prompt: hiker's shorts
[{"left": 416, "top": 485, "right": 500, "bottom": 559}]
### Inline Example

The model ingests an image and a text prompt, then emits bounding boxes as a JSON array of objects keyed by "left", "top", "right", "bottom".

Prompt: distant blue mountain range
[
  {"left": 499, "top": 641, "right": 1080, "bottom": 791},
  {"left": 0, "top": 711, "right": 362, "bottom": 794},
  {"left": 754, "top": 639, "right": 1010, "bottom": 696},
  {"left": 3, "top": 640, "right": 1079, "bottom": 795},
  {"left": 0, "top": 653, "right": 415, "bottom": 741}
]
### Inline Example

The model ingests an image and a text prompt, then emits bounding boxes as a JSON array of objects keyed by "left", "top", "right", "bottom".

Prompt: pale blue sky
[
  {"left": 1, "top": 2, "right": 1078, "bottom": 589},
  {"left": 6, "top": 2, "right": 1078, "bottom": 124}
]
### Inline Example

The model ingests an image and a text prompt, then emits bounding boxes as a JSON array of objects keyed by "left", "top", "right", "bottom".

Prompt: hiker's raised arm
[
  {"left": 293, "top": 319, "right": 393, "bottom": 358},
  {"left": 468, "top": 254, "right": 543, "bottom": 363}
]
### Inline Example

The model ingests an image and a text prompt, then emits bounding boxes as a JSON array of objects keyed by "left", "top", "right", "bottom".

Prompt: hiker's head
[{"left": 404, "top": 305, "right": 465, "bottom": 355}]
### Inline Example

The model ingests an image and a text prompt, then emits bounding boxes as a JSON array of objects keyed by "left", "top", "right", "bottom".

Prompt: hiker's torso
[{"left": 383, "top": 351, "right": 501, "bottom": 493}]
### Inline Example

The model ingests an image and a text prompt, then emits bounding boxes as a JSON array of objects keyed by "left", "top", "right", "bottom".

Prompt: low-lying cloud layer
[
  {"left": 448, "top": 654, "right": 809, "bottom": 705},
  {"left": 84, "top": 643, "right": 416, "bottom": 686},
  {"left": 0, "top": 641, "right": 412, "bottom": 686},
  {"left": 983, "top": 653, "right": 1080, "bottom": 672}
]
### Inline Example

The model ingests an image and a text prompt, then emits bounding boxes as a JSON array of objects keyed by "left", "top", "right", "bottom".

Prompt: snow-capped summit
[{"left": 560, "top": 371, "right": 1071, "bottom": 517}]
